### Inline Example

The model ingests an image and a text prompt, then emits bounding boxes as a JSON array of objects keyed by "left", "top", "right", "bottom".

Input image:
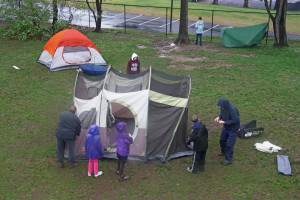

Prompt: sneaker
[
  {"left": 59, "top": 163, "right": 64, "bottom": 168},
  {"left": 116, "top": 170, "right": 120, "bottom": 175},
  {"left": 218, "top": 152, "right": 225, "bottom": 156},
  {"left": 88, "top": 173, "right": 92, "bottom": 177},
  {"left": 187, "top": 167, "right": 193, "bottom": 173},
  {"left": 69, "top": 162, "right": 80, "bottom": 168},
  {"left": 222, "top": 160, "right": 233, "bottom": 165},
  {"left": 95, "top": 171, "right": 103, "bottom": 177},
  {"left": 119, "top": 175, "right": 129, "bottom": 181}
]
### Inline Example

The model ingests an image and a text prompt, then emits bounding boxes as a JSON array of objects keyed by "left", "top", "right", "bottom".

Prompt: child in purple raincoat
[
  {"left": 85, "top": 124, "right": 104, "bottom": 177},
  {"left": 115, "top": 122, "right": 133, "bottom": 181}
]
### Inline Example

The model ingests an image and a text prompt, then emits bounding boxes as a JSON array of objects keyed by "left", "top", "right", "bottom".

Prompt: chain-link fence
[{"left": 59, "top": 2, "right": 300, "bottom": 41}]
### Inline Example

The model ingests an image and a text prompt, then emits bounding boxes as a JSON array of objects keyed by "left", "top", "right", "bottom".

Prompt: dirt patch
[
  {"left": 168, "top": 54, "right": 210, "bottom": 63},
  {"left": 136, "top": 44, "right": 147, "bottom": 49},
  {"left": 167, "top": 64, "right": 209, "bottom": 71},
  {"left": 209, "top": 61, "right": 233, "bottom": 69}
]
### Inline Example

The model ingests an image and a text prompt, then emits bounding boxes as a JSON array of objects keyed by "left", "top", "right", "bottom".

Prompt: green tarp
[{"left": 220, "top": 22, "right": 269, "bottom": 48}]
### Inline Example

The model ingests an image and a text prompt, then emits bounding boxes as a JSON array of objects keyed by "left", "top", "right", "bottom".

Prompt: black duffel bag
[{"left": 238, "top": 120, "right": 264, "bottom": 139}]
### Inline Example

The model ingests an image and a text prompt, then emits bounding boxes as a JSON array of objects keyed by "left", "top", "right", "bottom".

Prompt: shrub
[{"left": 0, "top": 0, "right": 66, "bottom": 40}]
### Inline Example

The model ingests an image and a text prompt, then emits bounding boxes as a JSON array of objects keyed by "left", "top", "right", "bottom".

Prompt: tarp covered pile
[{"left": 220, "top": 23, "right": 269, "bottom": 48}]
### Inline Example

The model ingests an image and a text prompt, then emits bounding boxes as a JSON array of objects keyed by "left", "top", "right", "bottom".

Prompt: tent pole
[{"left": 145, "top": 67, "right": 152, "bottom": 161}]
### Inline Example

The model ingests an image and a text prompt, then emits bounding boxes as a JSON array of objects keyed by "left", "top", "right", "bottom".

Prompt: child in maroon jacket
[{"left": 127, "top": 53, "right": 140, "bottom": 74}]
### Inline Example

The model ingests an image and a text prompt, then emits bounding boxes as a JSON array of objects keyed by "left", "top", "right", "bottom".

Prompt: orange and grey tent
[{"left": 38, "top": 29, "right": 107, "bottom": 71}]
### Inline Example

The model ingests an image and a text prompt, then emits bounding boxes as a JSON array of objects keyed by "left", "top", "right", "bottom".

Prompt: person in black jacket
[
  {"left": 186, "top": 115, "right": 208, "bottom": 173},
  {"left": 214, "top": 98, "right": 240, "bottom": 165},
  {"left": 56, "top": 106, "right": 81, "bottom": 168}
]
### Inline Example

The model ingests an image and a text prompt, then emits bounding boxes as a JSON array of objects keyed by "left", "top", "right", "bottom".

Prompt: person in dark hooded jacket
[
  {"left": 214, "top": 98, "right": 240, "bottom": 165},
  {"left": 186, "top": 115, "right": 208, "bottom": 173},
  {"left": 115, "top": 122, "right": 133, "bottom": 181},
  {"left": 85, "top": 124, "right": 104, "bottom": 177},
  {"left": 56, "top": 106, "right": 81, "bottom": 168}
]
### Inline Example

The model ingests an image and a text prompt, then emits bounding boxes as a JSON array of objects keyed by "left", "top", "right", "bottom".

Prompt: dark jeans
[
  {"left": 117, "top": 153, "right": 128, "bottom": 178},
  {"left": 220, "top": 127, "right": 238, "bottom": 162},
  {"left": 56, "top": 137, "right": 75, "bottom": 165},
  {"left": 195, "top": 33, "right": 202, "bottom": 45},
  {"left": 191, "top": 150, "right": 206, "bottom": 173}
]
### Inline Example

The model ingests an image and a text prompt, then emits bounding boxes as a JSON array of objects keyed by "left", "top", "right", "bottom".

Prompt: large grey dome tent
[{"left": 73, "top": 67, "right": 192, "bottom": 162}]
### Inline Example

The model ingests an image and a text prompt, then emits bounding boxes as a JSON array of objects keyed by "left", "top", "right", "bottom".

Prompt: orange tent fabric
[{"left": 43, "top": 29, "right": 100, "bottom": 57}]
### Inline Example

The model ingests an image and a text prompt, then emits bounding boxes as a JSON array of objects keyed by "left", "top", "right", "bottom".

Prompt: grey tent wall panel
[
  {"left": 147, "top": 101, "right": 190, "bottom": 161},
  {"left": 74, "top": 72, "right": 106, "bottom": 100}
]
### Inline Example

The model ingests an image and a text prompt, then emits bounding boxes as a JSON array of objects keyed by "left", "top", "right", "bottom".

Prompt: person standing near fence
[{"left": 195, "top": 16, "right": 204, "bottom": 46}]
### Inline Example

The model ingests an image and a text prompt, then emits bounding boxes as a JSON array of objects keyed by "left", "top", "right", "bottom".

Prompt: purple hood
[
  {"left": 89, "top": 124, "right": 99, "bottom": 135},
  {"left": 115, "top": 122, "right": 133, "bottom": 156}
]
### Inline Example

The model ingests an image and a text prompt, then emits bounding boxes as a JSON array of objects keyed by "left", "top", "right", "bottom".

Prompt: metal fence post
[
  {"left": 166, "top": 7, "right": 168, "bottom": 37},
  {"left": 170, "top": 0, "right": 173, "bottom": 33},
  {"left": 211, "top": 10, "right": 214, "bottom": 42},
  {"left": 124, "top": 4, "right": 126, "bottom": 33},
  {"left": 88, "top": 9, "right": 90, "bottom": 28}
]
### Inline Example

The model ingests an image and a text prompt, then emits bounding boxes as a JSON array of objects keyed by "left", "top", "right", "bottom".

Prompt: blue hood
[
  {"left": 192, "top": 121, "right": 201, "bottom": 129},
  {"left": 89, "top": 124, "right": 99, "bottom": 135},
  {"left": 217, "top": 98, "right": 230, "bottom": 108}
]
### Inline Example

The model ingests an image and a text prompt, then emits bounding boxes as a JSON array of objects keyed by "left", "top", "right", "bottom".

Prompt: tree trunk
[
  {"left": 264, "top": 0, "right": 288, "bottom": 46},
  {"left": 243, "top": 0, "right": 249, "bottom": 8},
  {"left": 52, "top": 0, "right": 58, "bottom": 34},
  {"left": 94, "top": 0, "right": 103, "bottom": 32},
  {"left": 86, "top": 0, "right": 103, "bottom": 32},
  {"left": 274, "top": 0, "right": 280, "bottom": 10},
  {"left": 212, "top": 0, "right": 218, "bottom": 5},
  {"left": 174, "top": 0, "right": 190, "bottom": 45}
]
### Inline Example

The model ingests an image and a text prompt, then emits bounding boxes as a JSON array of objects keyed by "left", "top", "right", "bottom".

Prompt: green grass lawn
[{"left": 0, "top": 29, "right": 299, "bottom": 199}]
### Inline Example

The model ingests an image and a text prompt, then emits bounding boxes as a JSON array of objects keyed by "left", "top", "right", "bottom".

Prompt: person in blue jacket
[
  {"left": 85, "top": 124, "right": 104, "bottom": 177},
  {"left": 214, "top": 98, "right": 240, "bottom": 165},
  {"left": 195, "top": 16, "right": 204, "bottom": 46},
  {"left": 115, "top": 122, "right": 133, "bottom": 181},
  {"left": 186, "top": 115, "right": 208, "bottom": 173}
]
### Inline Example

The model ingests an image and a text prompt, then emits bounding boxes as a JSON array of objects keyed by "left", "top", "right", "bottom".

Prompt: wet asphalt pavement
[{"left": 60, "top": 7, "right": 300, "bottom": 40}]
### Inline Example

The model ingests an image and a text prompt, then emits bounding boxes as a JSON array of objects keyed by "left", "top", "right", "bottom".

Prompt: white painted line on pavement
[
  {"left": 203, "top": 24, "right": 220, "bottom": 33},
  {"left": 159, "top": 19, "right": 179, "bottom": 28},
  {"left": 102, "top": 13, "right": 124, "bottom": 21},
  {"left": 116, "top": 15, "right": 143, "bottom": 24},
  {"left": 139, "top": 17, "right": 160, "bottom": 25},
  {"left": 188, "top": 22, "right": 196, "bottom": 28}
]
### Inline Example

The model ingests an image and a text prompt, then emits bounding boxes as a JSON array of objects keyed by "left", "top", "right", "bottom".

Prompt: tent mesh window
[
  {"left": 104, "top": 68, "right": 150, "bottom": 92},
  {"left": 63, "top": 46, "right": 91, "bottom": 64},
  {"left": 150, "top": 69, "right": 190, "bottom": 98},
  {"left": 74, "top": 72, "right": 105, "bottom": 100}
]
